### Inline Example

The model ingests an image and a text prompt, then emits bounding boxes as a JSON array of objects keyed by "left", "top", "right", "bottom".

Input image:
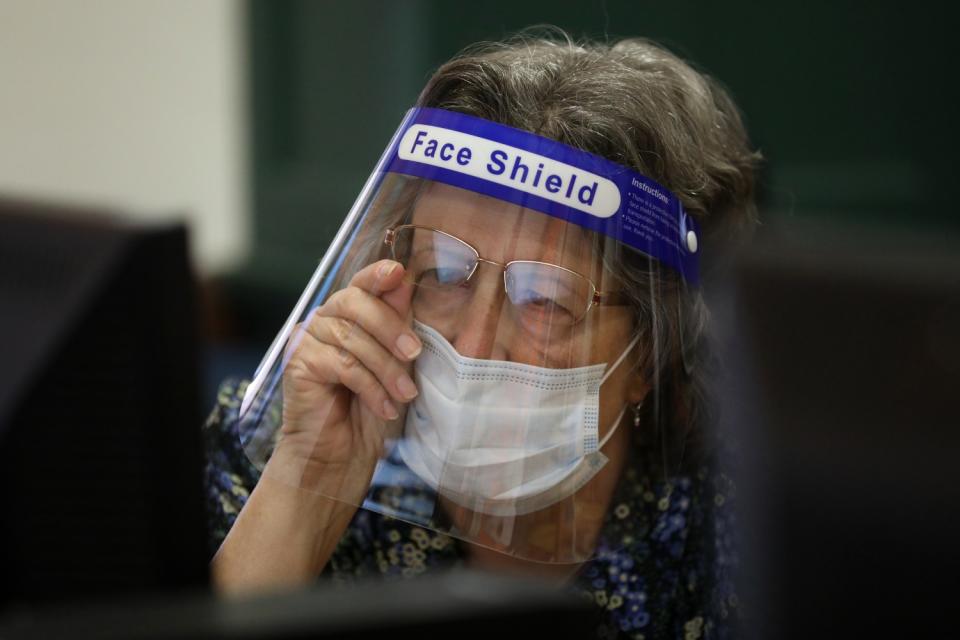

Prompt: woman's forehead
[{"left": 410, "top": 183, "right": 603, "bottom": 267}]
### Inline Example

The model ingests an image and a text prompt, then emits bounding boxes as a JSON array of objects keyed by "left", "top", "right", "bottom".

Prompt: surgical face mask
[{"left": 398, "top": 320, "right": 641, "bottom": 517}]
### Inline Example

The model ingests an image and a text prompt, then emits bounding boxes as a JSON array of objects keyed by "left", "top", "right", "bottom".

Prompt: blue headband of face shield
[{"left": 387, "top": 107, "right": 700, "bottom": 286}]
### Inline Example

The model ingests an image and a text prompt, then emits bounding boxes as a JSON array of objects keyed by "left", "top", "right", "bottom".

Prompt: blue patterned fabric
[{"left": 204, "top": 379, "right": 740, "bottom": 639}]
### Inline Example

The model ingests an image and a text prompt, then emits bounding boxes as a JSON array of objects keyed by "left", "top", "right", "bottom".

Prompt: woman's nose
[{"left": 450, "top": 265, "right": 510, "bottom": 360}]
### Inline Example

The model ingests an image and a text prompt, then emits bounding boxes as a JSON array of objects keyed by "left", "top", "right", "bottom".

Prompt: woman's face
[{"left": 408, "top": 182, "right": 648, "bottom": 475}]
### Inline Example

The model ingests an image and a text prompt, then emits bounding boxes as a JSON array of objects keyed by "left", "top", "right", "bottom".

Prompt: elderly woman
[{"left": 205, "top": 32, "right": 759, "bottom": 639}]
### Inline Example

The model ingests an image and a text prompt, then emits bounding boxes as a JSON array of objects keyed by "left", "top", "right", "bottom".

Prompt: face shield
[{"left": 237, "top": 108, "right": 700, "bottom": 564}]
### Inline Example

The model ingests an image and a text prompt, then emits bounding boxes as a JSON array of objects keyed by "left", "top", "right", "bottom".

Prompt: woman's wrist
[
  {"left": 264, "top": 436, "right": 377, "bottom": 503},
  {"left": 211, "top": 446, "right": 367, "bottom": 595}
]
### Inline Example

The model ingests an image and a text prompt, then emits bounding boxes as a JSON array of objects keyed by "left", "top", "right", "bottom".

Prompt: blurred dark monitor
[
  {"left": 0, "top": 198, "right": 209, "bottom": 609},
  {"left": 719, "top": 219, "right": 960, "bottom": 638},
  {"left": 0, "top": 569, "right": 595, "bottom": 640}
]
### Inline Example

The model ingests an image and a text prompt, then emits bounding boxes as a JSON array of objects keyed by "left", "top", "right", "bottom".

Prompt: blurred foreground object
[
  {"left": 0, "top": 198, "right": 208, "bottom": 608},
  {"left": 0, "top": 569, "right": 594, "bottom": 639},
  {"left": 720, "top": 218, "right": 960, "bottom": 638}
]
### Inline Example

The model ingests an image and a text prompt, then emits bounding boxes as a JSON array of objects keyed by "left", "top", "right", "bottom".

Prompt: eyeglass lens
[{"left": 389, "top": 226, "right": 595, "bottom": 328}]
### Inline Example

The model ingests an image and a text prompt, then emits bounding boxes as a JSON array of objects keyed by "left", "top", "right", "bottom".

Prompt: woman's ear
[
  {"left": 625, "top": 339, "right": 652, "bottom": 405},
  {"left": 625, "top": 350, "right": 651, "bottom": 405},
  {"left": 626, "top": 376, "right": 651, "bottom": 406}
]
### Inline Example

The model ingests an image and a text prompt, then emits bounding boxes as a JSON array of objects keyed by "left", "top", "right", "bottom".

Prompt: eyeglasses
[{"left": 384, "top": 225, "right": 629, "bottom": 327}]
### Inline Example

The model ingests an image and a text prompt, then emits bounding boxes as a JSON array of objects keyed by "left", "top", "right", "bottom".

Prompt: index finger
[{"left": 350, "top": 259, "right": 415, "bottom": 320}]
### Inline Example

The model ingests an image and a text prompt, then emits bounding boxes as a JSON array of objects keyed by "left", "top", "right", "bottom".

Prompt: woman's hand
[
  {"left": 268, "top": 259, "right": 421, "bottom": 494},
  {"left": 212, "top": 260, "right": 421, "bottom": 595}
]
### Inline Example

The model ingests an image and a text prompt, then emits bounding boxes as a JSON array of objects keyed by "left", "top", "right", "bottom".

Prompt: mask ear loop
[
  {"left": 597, "top": 404, "right": 629, "bottom": 451},
  {"left": 600, "top": 331, "right": 642, "bottom": 386},
  {"left": 594, "top": 331, "right": 643, "bottom": 451}
]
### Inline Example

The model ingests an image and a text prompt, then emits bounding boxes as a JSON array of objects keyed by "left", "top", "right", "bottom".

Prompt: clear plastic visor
[{"left": 237, "top": 116, "right": 689, "bottom": 565}]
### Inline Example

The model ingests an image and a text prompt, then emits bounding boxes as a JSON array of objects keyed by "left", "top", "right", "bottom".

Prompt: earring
[{"left": 633, "top": 401, "right": 643, "bottom": 427}]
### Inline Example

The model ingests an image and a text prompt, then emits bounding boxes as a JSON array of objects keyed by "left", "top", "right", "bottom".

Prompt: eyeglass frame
[{"left": 383, "top": 224, "right": 630, "bottom": 323}]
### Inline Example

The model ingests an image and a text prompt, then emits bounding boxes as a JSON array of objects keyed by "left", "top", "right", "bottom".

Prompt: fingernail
[
  {"left": 382, "top": 399, "right": 399, "bottom": 420},
  {"left": 396, "top": 373, "right": 418, "bottom": 400},
  {"left": 395, "top": 333, "right": 422, "bottom": 359},
  {"left": 378, "top": 261, "right": 398, "bottom": 278}
]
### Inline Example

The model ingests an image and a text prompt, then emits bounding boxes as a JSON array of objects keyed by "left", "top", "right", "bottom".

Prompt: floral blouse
[{"left": 204, "top": 379, "right": 741, "bottom": 639}]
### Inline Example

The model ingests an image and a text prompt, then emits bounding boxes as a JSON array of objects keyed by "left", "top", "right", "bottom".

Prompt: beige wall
[{"left": 0, "top": 0, "right": 248, "bottom": 274}]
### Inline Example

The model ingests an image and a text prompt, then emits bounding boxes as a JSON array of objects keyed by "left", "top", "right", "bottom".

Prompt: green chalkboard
[{"left": 235, "top": 0, "right": 957, "bottom": 336}]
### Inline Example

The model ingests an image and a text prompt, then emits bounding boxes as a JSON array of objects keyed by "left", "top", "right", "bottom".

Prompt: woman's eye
[
  {"left": 515, "top": 289, "right": 574, "bottom": 317},
  {"left": 522, "top": 292, "right": 551, "bottom": 307},
  {"left": 419, "top": 267, "right": 466, "bottom": 287}
]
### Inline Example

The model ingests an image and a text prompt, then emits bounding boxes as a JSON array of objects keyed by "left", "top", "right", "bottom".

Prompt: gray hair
[{"left": 416, "top": 29, "right": 761, "bottom": 472}]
